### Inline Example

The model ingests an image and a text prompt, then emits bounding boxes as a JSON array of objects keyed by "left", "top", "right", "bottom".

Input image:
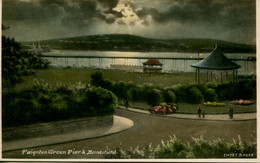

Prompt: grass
[
  {"left": 177, "top": 102, "right": 256, "bottom": 114},
  {"left": 14, "top": 68, "right": 237, "bottom": 91},
  {"left": 14, "top": 68, "right": 197, "bottom": 91},
  {"left": 14, "top": 68, "right": 95, "bottom": 91}
]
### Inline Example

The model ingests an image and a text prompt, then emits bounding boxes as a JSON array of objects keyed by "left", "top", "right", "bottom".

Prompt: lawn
[{"left": 14, "top": 68, "right": 197, "bottom": 91}]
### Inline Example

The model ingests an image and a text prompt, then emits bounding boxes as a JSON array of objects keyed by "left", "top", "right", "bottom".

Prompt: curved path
[
  {"left": 2, "top": 109, "right": 256, "bottom": 159},
  {"left": 119, "top": 105, "right": 256, "bottom": 121}
]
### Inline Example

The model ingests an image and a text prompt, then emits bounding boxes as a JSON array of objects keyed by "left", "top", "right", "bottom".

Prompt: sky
[{"left": 2, "top": 0, "right": 256, "bottom": 44}]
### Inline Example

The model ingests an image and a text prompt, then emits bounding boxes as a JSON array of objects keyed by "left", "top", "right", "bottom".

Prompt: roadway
[{"left": 2, "top": 109, "right": 256, "bottom": 159}]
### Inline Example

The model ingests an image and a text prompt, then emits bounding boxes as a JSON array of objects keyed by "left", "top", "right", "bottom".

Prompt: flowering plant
[
  {"left": 231, "top": 99, "right": 254, "bottom": 105},
  {"left": 203, "top": 101, "right": 225, "bottom": 107},
  {"left": 149, "top": 103, "right": 178, "bottom": 114}
]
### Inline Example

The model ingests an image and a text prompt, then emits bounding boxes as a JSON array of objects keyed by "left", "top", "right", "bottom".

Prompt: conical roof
[{"left": 191, "top": 47, "right": 241, "bottom": 70}]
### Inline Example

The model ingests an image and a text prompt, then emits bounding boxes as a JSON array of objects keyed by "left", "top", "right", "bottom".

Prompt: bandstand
[
  {"left": 191, "top": 46, "right": 241, "bottom": 83},
  {"left": 142, "top": 59, "right": 163, "bottom": 73}
]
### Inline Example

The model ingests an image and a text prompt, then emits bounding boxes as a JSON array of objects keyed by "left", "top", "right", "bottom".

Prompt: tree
[
  {"left": 90, "top": 71, "right": 105, "bottom": 87},
  {"left": 2, "top": 35, "right": 49, "bottom": 88}
]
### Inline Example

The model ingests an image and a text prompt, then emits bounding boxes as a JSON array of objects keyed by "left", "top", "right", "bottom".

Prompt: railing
[{"left": 40, "top": 54, "right": 256, "bottom": 61}]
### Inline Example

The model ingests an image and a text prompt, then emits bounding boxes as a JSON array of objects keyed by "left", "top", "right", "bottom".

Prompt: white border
[{"left": 0, "top": 0, "right": 259, "bottom": 162}]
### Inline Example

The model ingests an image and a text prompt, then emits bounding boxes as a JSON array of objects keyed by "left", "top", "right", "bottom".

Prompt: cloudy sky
[{"left": 2, "top": 0, "right": 256, "bottom": 44}]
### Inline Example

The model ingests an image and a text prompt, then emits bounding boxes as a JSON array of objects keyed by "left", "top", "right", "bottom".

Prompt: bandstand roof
[
  {"left": 143, "top": 59, "right": 163, "bottom": 65},
  {"left": 191, "top": 47, "right": 241, "bottom": 70}
]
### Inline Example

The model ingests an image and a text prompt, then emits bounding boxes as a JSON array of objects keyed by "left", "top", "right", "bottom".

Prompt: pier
[
  {"left": 40, "top": 54, "right": 256, "bottom": 74},
  {"left": 40, "top": 54, "right": 255, "bottom": 61}
]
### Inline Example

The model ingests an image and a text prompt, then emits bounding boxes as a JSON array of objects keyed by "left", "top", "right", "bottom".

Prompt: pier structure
[{"left": 40, "top": 54, "right": 255, "bottom": 74}]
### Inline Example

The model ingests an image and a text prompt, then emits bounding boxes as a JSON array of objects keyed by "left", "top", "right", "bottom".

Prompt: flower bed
[
  {"left": 203, "top": 101, "right": 225, "bottom": 107},
  {"left": 149, "top": 103, "right": 178, "bottom": 115},
  {"left": 231, "top": 99, "right": 254, "bottom": 105}
]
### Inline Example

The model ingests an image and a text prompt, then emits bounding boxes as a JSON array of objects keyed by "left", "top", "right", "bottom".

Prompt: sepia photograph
[{"left": 1, "top": 0, "right": 258, "bottom": 162}]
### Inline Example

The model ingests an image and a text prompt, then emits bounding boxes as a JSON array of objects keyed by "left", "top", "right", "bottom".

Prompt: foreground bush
[
  {"left": 106, "top": 135, "right": 256, "bottom": 159},
  {"left": 2, "top": 81, "right": 117, "bottom": 127}
]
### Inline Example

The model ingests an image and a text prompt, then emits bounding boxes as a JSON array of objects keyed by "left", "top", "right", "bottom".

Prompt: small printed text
[{"left": 22, "top": 149, "right": 116, "bottom": 156}]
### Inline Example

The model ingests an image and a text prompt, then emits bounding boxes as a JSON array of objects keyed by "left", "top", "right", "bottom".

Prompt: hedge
[
  {"left": 90, "top": 71, "right": 256, "bottom": 105},
  {"left": 2, "top": 81, "right": 118, "bottom": 127}
]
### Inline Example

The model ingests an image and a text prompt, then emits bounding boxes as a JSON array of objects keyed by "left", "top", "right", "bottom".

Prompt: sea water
[{"left": 42, "top": 50, "right": 256, "bottom": 75}]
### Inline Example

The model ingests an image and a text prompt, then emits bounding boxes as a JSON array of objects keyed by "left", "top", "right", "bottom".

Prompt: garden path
[{"left": 118, "top": 105, "right": 256, "bottom": 121}]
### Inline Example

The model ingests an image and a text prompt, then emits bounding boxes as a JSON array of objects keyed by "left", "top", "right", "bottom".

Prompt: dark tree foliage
[
  {"left": 2, "top": 84, "right": 118, "bottom": 127},
  {"left": 90, "top": 71, "right": 105, "bottom": 87},
  {"left": 2, "top": 36, "right": 49, "bottom": 88}
]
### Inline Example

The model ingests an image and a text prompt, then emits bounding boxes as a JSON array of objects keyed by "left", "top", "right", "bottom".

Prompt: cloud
[
  {"left": 131, "top": 0, "right": 256, "bottom": 43},
  {"left": 97, "top": 0, "right": 119, "bottom": 10},
  {"left": 134, "top": 0, "right": 255, "bottom": 27},
  {"left": 2, "top": 0, "right": 256, "bottom": 44}
]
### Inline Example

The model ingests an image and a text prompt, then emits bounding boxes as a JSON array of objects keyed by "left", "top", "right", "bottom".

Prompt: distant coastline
[{"left": 21, "top": 34, "right": 256, "bottom": 53}]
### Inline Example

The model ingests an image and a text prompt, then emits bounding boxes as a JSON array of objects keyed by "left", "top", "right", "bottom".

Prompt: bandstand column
[{"left": 198, "top": 68, "right": 200, "bottom": 83}]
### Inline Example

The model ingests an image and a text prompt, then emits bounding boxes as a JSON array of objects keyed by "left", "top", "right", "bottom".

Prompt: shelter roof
[
  {"left": 143, "top": 59, "right": 163, "bottom": 65},
  {"left": 191, "top": 47, "right": 241, "bottom": 70}
]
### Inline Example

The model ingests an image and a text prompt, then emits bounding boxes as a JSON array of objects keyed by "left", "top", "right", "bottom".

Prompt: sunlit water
[{"left": 42, "top": 50, "right": 256, "bottom": 75}]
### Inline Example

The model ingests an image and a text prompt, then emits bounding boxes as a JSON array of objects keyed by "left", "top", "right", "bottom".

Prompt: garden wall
[{"left": 3, "top": 115, "right": 114, "bottom": 141}]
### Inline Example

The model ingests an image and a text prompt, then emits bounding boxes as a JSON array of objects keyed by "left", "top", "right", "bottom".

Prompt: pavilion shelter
[
  {"left": 143, "top": 59, "right": 163, "bottom": 73},
  {"left": 191, "top": 47, "right": 241, "bottom": 83}
]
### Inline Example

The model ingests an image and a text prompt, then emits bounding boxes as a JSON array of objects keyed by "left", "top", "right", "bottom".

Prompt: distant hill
[{"left": 22, "top": 34, "right": 256, "bottom": 53}]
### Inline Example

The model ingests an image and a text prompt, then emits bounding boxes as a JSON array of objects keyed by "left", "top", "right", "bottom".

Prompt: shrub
[
  {"left": 145, "top": 88, "right": 163, "bottom": 106},
  {"left": 215, "top": 79, "right": 256, "bottom": 101},
  {"left": 2, "top": 81, "right": 117, "bottom": 127},
  {"left": 106, "top": 135, "right": 256, "bottom": 159},
  {"left": 172, "top": 84, "right": 189, "bottom": 103},
  {"left": 206, "top": 83, "right": 218, "bottom": 90},
  {"left": 191, "top": 135, "right": 255, "bottom": 158},
  {"left": 89, "top": 72, "right": 256, "bottom": 105},
  {"left": 233, "top": 80, "right": 256, "bottom": 100},
  {"left": 154, "top": 135, "right": 190, "bottom": 158},
  {"left": 86, "top": 87, "right": 118, "bottom": 116},
  {"left": 187, "top": 86, "right": 204, "bottom": 104},
  {"left": 163, "top": 90, "right": 177, "bottom": 103},
  {"left": 215, "top": 83, "right": 234, "bottom": 100},
  {"left": 111, "top": 81, "right": 130, "bottom": 101},
  {"left": 127, "top": 86, "right": 142, "bottom": 102},
  {"left": 204, "top": 88, "right": 218, "bottom": 102}
]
